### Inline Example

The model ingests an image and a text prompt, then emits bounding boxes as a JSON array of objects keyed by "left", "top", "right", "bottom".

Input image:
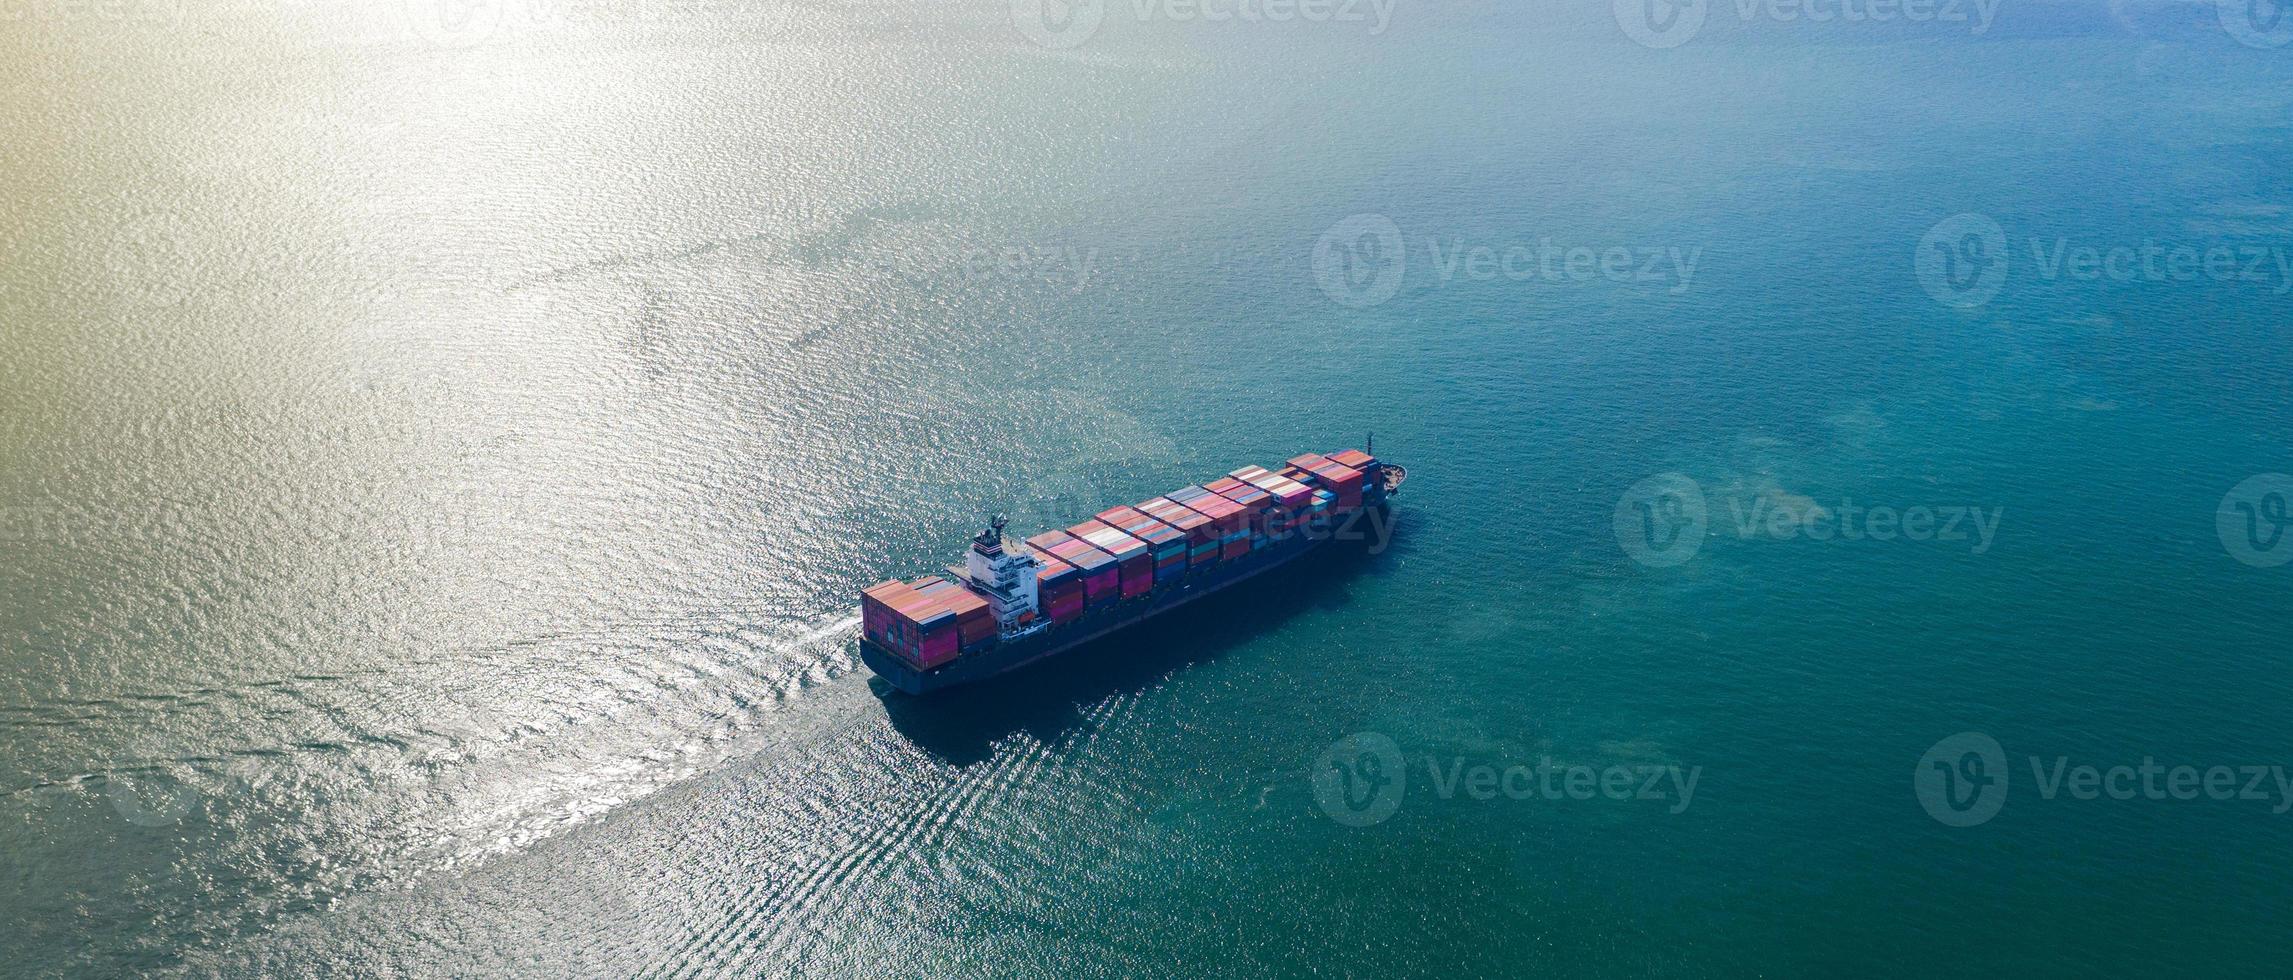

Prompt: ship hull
[{"left": 860, "top": 505, "right": 1390, "bottom": 695}]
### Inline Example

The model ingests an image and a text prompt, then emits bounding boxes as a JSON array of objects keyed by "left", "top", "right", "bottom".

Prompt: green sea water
[{"left": 3, "top": 0, "right": 2291, "bottom": 975}]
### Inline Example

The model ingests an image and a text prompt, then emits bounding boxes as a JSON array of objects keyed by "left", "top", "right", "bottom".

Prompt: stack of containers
[
  {"left": 1278, "top": 460, "right": 1341, "bottom": 532},
  {"left": 1183, "top": 488, "right": 1256, "bottom": 560},
  {"left": 1307, "top": 488, "right": 1337, "bottom": 528},
  {"left": 1097, "top": 505, "right": 1189, "bottom": 584},
  {"left": 1328, "top": 449, "right": 1378, "bottom": 472},
  {"left": 1232, "top": 465, "right": 1315, "bottom": 538},
  {"left": 1288, "top": 452, "right": 1367, "bottom": 510},
  {"left": 910, "top": 576, "right": 997, "bottom": 654},
  {"left": 1032, "top": 551, "right": 1086, "bottom": 624},
  {"left": 1168, "top": 486, "right": 1250, "bottom": 559},
  {"left": 860, "top": 579, "right": 961, "bottom": 669},
  {"left": 1205, "top": 477, "right": 1274, "bottom": 548},
  {"left": 1070, "top": 520, "right": 1153, "bottom": 598},
  {"left": 1030, "top": 530, "right": 1120, "bottom": 606},
  {"left": 1140, "top": 496, "right": 1220, "bottom": 566}
]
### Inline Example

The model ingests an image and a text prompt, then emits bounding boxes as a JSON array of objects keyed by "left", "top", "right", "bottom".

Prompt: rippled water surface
[{"left": 4, "top": 0, "right": 2291, "bottom": 975}]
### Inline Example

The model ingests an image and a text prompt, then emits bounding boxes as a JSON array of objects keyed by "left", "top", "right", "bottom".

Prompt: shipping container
[
  {"left": 1232, "top": 465, "right": 1315, "bottom": 509},
  {"left": 1026, "top": 529, "right": 1078, "bottom": 554},
  {"left": 1299, "top": 458, "right": 1367, "bottom": 508},
  {"left": 1072, "top": 520, "right": 1154, "bottom": 597},
  {"left": 912, "top": 578, "right": 997, "bottom": 652},
  {"left": 1100, "top": 505, "right": 1187, "bottom": 557},
  {"left": 1175, "top": 492, "right": 1247, "bottom": 537},
  {"left": 861, "top": 578, "right": 965, "bottom": 668},
  {"left": 1044, "top": 536, "right": 1120, "bottom": 603},
  {"left": 1209, "top": 481, "right": 1277, "bottom": 542},
  {"left": 1140, "top": 498, "right": 1216, "bottom": 544}
]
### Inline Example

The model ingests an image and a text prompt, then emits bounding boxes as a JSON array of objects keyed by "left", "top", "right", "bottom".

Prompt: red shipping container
[
  {"left": 918, "top": 627, "right": 959, "bottom": 668},
  {"left": 1046, "top": 537, "right": 1120, "bottom": 602},
  {"left": 1070, "top": 521, "right": 1153, "bottom": 597},
  {"left": 1100, "top": 505, "right": 1186, "bottom": 553},
  {"left": 1287, "top": 452, "right": 1337, "bottom": 471},
  {"left": 1302, "top": 459, "right": 1366, "bottom": 508},
  {"left": 1071, "top": 521, "right": 1149, "bottom": 563},
  {"left": 1140, "top": 498, "right": 1216, "bottom": 544},
  {"left": 1233, "top": 466, "right": 1314, "bottom": 509},
  {"left": 1176, "top": 493, "right": 1247, "bottom": 536},
  {"left": 912, "top": 579, "right": 996, "bottom": 650},
  {"left": 1026, "top": 529, "right": 1078, "bottom": 555},
  {"left": 863, "top": 578, "right": 963, "bottom": 668}
]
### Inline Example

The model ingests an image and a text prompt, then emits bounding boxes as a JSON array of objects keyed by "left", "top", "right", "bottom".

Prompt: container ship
[{"left": 859, "top": 448, "right": 1405, "bottom": 695}]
